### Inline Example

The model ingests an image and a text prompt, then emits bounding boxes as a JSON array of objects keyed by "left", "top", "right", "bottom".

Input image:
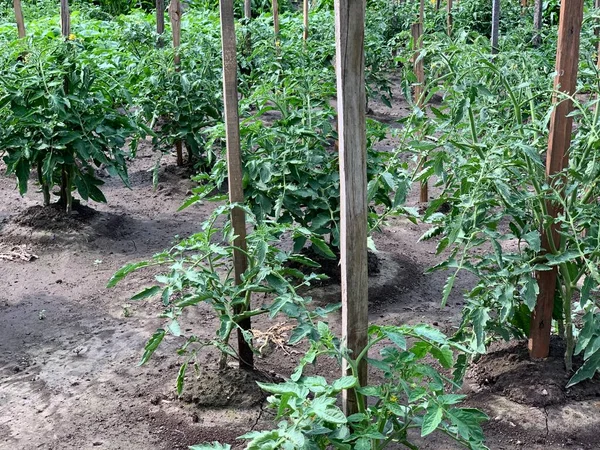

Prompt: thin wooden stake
[
  {"left": 272, "top": 0, "right": 279, "bottom": 37},
  {"left": 334, "top": 0, "right": 368, "bottom": 416},
  {"left": 491, "top": 0, "right": 500, "bottom": 54},
  {"left": 244, "top": 0, "right": 251, "bottom": 18},
  {"left": 156, "top": 0, "right": 165, "bottom": 47},
  {"left": 533, "top": 0, "right": 543, "bottom": 46},
  {"left": 447, "top": 0, "right": 453, "bottom": 36},
  {"left": 419, "top": 0, "right": 424, "bottom": 26},
  {"left": 169, "top": 0, "right": 184, "bottom": 166},
  {"left": 303, "top": 0, "right": 309, "bottom": 41},
  {"left": 13, "top": 0, "right": 25, "bottom": 38},
  {"left": 219, "top": 0, "right": 254, "bottom": 370},
  {"left": 529, "top": 0, "right": 584, "bottom": 360},
  {"left": 60, "top": 0, "right": 70, "bottom": 37},
  {"left": 411, "top": 22, "right": 427, "bottom": 203}
]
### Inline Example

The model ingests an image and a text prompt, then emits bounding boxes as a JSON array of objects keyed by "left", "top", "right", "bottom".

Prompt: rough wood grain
[
  {"left": 244, "top": 0, "right": 251, "bottom": 19},
  {"left": 219, "top": 0, "right": 254, "bottom": 370},
  {"left": 169, "top": 0, "right": 184, "bottom": 165},
  {"left": 533, "top": 0, "right": 543, "bottom": 46},
  {"left": 334, "top": 0, "right": 368, "bottom": 416},
  {"left": 272, "top": 0, "right": 279, "bottom": 36},
  {"left": 13, "top": 0, "right": 25, "bottom": 38},
  {"left": 529, "top": 0, "right": 584, "bottom": 359}
]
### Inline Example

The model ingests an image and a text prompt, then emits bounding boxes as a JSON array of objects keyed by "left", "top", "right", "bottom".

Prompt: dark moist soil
[
  {"left": 467, "top": 338, "right": 600, "bottom": 408},
  {"left": 1, "top": 81, "right": 600, "bottom": 450},
  {"left": 291, "top": 247, "right": 381, "bottom": 282}
]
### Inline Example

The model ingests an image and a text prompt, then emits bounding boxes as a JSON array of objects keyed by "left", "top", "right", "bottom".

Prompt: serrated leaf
[
  {"left": 332, "top": 376, "right": 357, "bottom": 391},
  {"left": 421, "top": 405, "right": 443, "bottom": 436},
  {"left": 107, "top": 261, "right": 151, "bottom": 288},
  {"left": 567, "top": 348, "right": 600, "bottom": 387},
  {"left": 131, "top": 285, "right": 161, "bottom": 301},
  {"left": 140, "top": 329, "right": 166, "bottom": 365}
]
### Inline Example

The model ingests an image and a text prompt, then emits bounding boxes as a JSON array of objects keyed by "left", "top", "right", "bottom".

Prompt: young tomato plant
[
  {"left": 108, "top": 204, "right": 337, "bottom": 393},
  {"left": 192, "top": 322, "right": 488, "bottom": 450},
  {"left": 0, "top": 38, "right": 140, "bottom": 212}
]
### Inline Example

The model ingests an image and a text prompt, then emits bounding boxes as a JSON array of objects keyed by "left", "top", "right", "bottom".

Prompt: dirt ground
[{"left": 2, "top": 90, "right": 600, "bottom": 450}]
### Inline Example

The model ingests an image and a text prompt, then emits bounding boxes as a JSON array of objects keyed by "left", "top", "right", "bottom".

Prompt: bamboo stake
[
  {"left": 169, "top": 0, "right": 184, "bottom": 166},
  {"left": 334, "top": 0, "right": 368, "bottom": 416},
  {"left": 219, "top": 0, "right": 254, "bottom": 370},
  {"left": 529, "top": 0, "right": 584, "bottom": 360},
  {"left": 13, "top": 0, "right": 25, "bottom": 38}
]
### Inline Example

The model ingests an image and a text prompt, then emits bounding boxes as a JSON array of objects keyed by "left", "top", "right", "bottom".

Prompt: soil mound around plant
[
  {"left": 14, "top": 203, "right": 98, "bottom": 231},
  {"left": 292, "top": 247, "right": 381, "bottom": 282},
  {"left": 179, "top": 367, "right": 269, "bottom": 408},
  {"left": 467, "top": 339, "right": 600, "bottom": 407}
]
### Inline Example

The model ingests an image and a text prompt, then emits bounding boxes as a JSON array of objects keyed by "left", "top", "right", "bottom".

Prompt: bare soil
[{"left": 2, "top": 88, "right": 600, "bottom": 450}]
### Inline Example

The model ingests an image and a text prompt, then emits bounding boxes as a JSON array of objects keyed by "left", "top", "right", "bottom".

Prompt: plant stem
[{"left": 37, "top": 163, "right": 50, "bottom": 206}]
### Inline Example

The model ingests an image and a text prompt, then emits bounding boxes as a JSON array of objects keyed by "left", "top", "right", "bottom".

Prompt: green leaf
[
  {"left": 131, "top": 286, "right": 161, "bottom": 301},
  {"left": 309, "top": 396, "right": 347, "bottom": 424},
  {"left": 430, "top": 344, "right": 454, "bottom": 369},
  {"left": 107, "top": 261, "right": 151, "bottom": 288},
  {"left": 521, "top": 276, "right": 539, "bottom": 311},
  {"left": 332, "top": 376, "right": 357, "bottom": 391},
  {"left": 177, "top": 362, "right": 187, "bottom": 396},
  {"left": 441, "top": 273, "right": 455, "bottom": 308},
  {"left": 522, "top": 231, "right": 541, "bottom": 252},
  {"left": 257, "top": 381, "right": 309, "bottom": 399},
  {"left": 567, "top": 348, "right": 600, "bottom": 387},
  {"left": 189, "top": 443, "right": 231, "bottom": 450},
  {"left": 421, "top": 405, "right": 443, "bottom": 437},
  {"left": 310, "top": 236, "right": 336, "bottom": 259},
  {"left": 140, "top": 329, "right": 166, "bottom": 365},
  {"left": 384, "top": 331, "right": 407, "bottom": 350}
]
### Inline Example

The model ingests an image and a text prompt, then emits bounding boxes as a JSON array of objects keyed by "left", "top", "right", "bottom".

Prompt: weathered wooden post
[
  {"left": 13, "top": 0, "right": 25, "bottom": 38},
  {"left": 156, "top": 0, "right": 165, "bottom": 47},
  {"left": 219, "top": 0, "right": 254, "bottom": 370},
  {"left": 491, "top": 0, "right": 500, "bottom": 54},
  {"left": 411, "top": 22, "right": 427, "bottom": 203},
  {"left": 169, "top": 0, "right": 184, "bottom": 166},
  {"left": 533, "top": 0, "right": 543, "bottom": 46},
  {"left": 334, "top": 0, "right": 368, "bottom": 415},
  {"left": 244, "top": 0, "right": 251, "bottom": 19},
  {"left": 303, "top": 0, "right": 309, "bottom": 41},
  {"left": 272, "top": 0, "right": 279, "bottom": 36},
  {"left": 529, "top": 0, "right": 584, "bottom": 359},
  {"left": 60, "top": 0, "right": 70, "bottom": 37}
]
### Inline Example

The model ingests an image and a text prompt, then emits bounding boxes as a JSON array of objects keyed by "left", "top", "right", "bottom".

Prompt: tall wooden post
[
  {"left": 447, "top": 0, "right": 453, "bottom": 36},
  {"left": 303, "top": 0, "right": 309, "bottom": 41},
  {"left": 533, "top": 0, "right": 543, "bottom": 46},
  {"left": 272, "top": 0, "right": 279, "bottom": 36},
  {"left": 244, "top": 0, "right": 251, "bottom": 18},
  {"left": 156, "top": 0, "right": 165, "bottom": 47},
  {"left": 169, "top": 0, "right": 184, "bottom": 166},
  {"left": 419, "top": 0, "right": 424, "bottom": 25},
  {"left": 219, "top": 0, "right": 254, "bottom": 370},
  {"left": 491, "top": 0, "right": 500, "bottom": 54},
  {"left": 13, "top": 0, "right": 25, "bottom": 38},
  {"left": 529, "top": 0, "right": 584, "bottom": 359},
  {"left": 411, "top": 22, "right": 427, "bottom": 203},
  {"left": 60, "top": 0, "right": 70, "bottom": 37},
  {"left": 334, "top": 0, "right": 368, "bottom": 415}
]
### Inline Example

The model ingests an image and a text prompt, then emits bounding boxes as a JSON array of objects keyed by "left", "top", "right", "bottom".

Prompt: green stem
[{"left": 559, "top": 262, "right": 574, "bottom": 372}]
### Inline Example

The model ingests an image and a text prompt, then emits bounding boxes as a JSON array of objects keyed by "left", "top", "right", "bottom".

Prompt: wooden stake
[
  {"left": 60, "top": 0, "right": 70, "bottom": 37},
  {"left": 156, "top": 0, "right": 165, "bottom": 47},
  {"left": 411, "top": 22, "right": 427, "bottom": 203},
  {"left": 334, "top": 0, "right": 368, "bottom": 416},
  {"left": 169, "top": 0, "right": 184, "bottom": 166},
  {"left": 419, "top": 0, "right": 424, "bottom": 26},
  {"left": 435, "top": 0, "right": 441, "bottom": 11},
  {"left": 244, "top": 0, "right": 251, "bottom": 19},
  {"left": 303, "top": 0, "right": 309, "bottom": 41},
  {"left": 219, "top": 0, "right": 254, "bottom": 370},
  {"left": 533, "top": 0, "right": 542, "bottom": 46},
  {"left": 13, "top": 0, "right": 25, "bottom": 38},
  {"left": 529, "top": 0, "right": 584, "bottom": 359},
  {"left": 447, "top": 0, "right": 453, "bottom": 36},
  {"left": 272, "top": 0, "right": 279, "bottom": 36},
  {"left": 491, "top": 0, "right": 500, "bottom": 54}
]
